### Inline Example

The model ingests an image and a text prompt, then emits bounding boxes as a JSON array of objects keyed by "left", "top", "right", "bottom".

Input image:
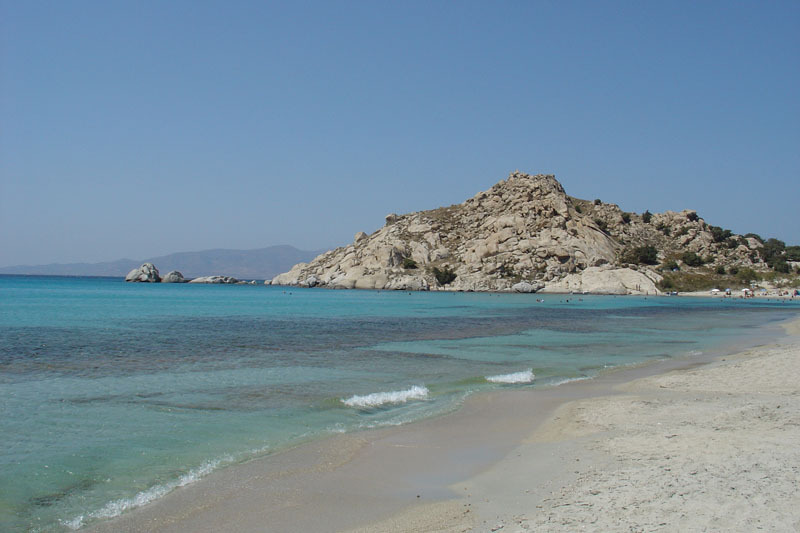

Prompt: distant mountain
[
  {"left": 0, "top": 258, "right": 142, "bottom": 278},
  {"left": 0, "top": 245, "right": 325, "bottom": 280},
  {"left": 142, "top": 246, "right": 326, "bottom": 279}
]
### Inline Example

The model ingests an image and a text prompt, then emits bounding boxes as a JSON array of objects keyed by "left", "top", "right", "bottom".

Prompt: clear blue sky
[{"left": 1, "top": 1, "right": 798, "bottom": 266}]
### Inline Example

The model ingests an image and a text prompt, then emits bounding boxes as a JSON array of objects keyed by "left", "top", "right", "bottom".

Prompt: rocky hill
[{"left": 272, "top": 172, "right": 793, "bottom": 294}]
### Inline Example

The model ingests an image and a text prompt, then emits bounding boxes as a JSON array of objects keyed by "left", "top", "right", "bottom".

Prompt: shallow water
[{"left": 1, "top": 275, "right": 797, "bottom": 531}]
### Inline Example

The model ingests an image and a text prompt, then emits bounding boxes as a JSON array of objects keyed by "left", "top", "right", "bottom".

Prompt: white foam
[
  {"left": 342, "top": 385, "right": 429, "bottom": 408},
  {"left": 61, "top": 459, "right": 224, "bottom": 530},
  {"left": 486, "top": 369, "right": 535, "bottom": 384},
  {"left": 548, "top": 376, "right": 591, "bottom": 387},
  {"left": 61, "top": 515, "right": 85, "bottom": 530}
]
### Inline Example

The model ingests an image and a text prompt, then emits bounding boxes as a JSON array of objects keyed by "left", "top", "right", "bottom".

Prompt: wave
[
  {"left": 61, "top": 458, "right": 226, "bottom": 530},
  {"left": 342, "top": 385, "right": 429, "bottom": 408},
  {"left": 546, "top": 375, "right": 592, "bottom": 387},
  {"left": 486, "top": 369, "right": 535, "bottom": 384}
]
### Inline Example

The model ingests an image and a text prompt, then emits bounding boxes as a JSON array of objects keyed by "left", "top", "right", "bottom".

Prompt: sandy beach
[
  {"left": 678, "top": 288, "right": 798, "bottom": 301},
  {"left": 88, "top": 316, "right": 800, "bottom": 533}
]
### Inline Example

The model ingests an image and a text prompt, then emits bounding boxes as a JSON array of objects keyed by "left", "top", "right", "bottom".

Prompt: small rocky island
[
  {"left": 272, "top": 171, "right": 792, "bottom": 294},
  {"left": 125, "top": 263, "right": 164, "bottom": 282},
  {"left": 125, "top": 263, "right": 249, "bottom": 284}
]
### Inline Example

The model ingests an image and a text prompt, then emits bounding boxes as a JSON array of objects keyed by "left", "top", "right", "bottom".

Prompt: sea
[{"left": 1, "top": 275, "right": 798, "bottom": 532}]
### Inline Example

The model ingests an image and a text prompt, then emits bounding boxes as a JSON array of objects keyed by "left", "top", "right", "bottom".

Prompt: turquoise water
[{"left": 1, "top": 275, "right": 797, "bottom": 531}]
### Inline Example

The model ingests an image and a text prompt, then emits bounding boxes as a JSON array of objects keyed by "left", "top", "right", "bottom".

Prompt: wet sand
[{"left": 87, "top": 317, "right": 799, "bottom": 532}]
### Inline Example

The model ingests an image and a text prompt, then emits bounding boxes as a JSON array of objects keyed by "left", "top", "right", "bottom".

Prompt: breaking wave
[
  {"left": 61, "top": 458, "right": 225, "bottom": 530},
  {"left": 342, "top": 385, "right": 429, "bottom": 408},
  {"left": 486, "top": 369, "right": 535, "bottom": 384},
  {"left": 548, "top": 376, "right": 591, "bottom": 387}
]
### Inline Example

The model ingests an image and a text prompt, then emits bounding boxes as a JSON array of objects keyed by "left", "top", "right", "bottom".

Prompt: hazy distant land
[{"left": 0, "top": 245, "right": 324, "bottom": 280}]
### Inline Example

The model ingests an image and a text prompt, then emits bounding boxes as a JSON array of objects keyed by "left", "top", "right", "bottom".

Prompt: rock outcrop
[
  {"left": 123, "top": 263, "right": 252, "bottom": 285},
  {"left": 271, "top": 170, "right": 779, "bottom": 294},
  {"left": 125, "top": 263, "right": 160, "bottom": 282},
  {"left": 161, "top": 271, "right": 187, "bottom": 283},
  {"left": 540, "top": 266, "right": 661, "bottom": 295},
  {"left": 512, "top": 281, "right": 545, "bottom": 293},
  {"left": 188, "top": 275, "right": 240, "bottom": 284},
  {"left": 273, "top": 172, "right": 616, "bottom": 292}
]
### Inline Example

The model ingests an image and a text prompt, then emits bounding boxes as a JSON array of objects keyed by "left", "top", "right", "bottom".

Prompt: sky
[{"left": 1, "top": 1, "right": 798, "bottom": 266}]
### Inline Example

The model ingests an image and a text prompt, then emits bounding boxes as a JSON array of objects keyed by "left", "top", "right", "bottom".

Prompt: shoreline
[
  {"left": 352, "top": 315, "right": 800, "bottom": 532},
  {"left": 5, "top": 273, "right": 798, "bottom": 303},
  {"left": 84, "top": 314, "right": 798, "bottom": 532}
]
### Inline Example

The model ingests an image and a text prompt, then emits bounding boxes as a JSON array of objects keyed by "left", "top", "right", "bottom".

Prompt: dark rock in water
[
  {"left": 125, "top": 263, "right": 160, "bottom": 282},
  {"left": 161, "top": 271, "right": 186, "bottom": 283}
]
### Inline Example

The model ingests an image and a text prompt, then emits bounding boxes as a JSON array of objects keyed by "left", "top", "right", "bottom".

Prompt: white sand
[
  {"left": 520, "top": 345, "right": 800, "bottom": 531},
  {"left": 678, "top": 288, "right": 798, "bottom": 300}
]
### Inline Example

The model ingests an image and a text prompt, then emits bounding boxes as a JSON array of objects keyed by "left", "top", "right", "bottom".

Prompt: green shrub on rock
[
  {"left": 681, "top": 251, "right": 704, "bottom": 267},
  {"left": 760, "top": 238, "right": 787, "bottom": 270},
  {"left": 661, "top": 260, "right": 679, "bottom": 271},
  {"left": 658, "top": 277, "right": 675, "bottom": 290},
  {"left": 709, "top": 225, "right": 732, "bottom": 243},
  {"left": 432, "top": 266, "right": 457, "bottom": 286},
  {"left": 621, "top": 245, "right": 658, "bottom": 265},
  {"left": 736, "top": 268, "right": 760, "bottom": 283},
  {"left": 786, "top": 246, "right": 800, "bottom": 261},
  {"left": 593, "top": 218, "right": 608, "bottom": 232},
  {"left": 772, "top": 260, "right": 790, "bottom": 273}
]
